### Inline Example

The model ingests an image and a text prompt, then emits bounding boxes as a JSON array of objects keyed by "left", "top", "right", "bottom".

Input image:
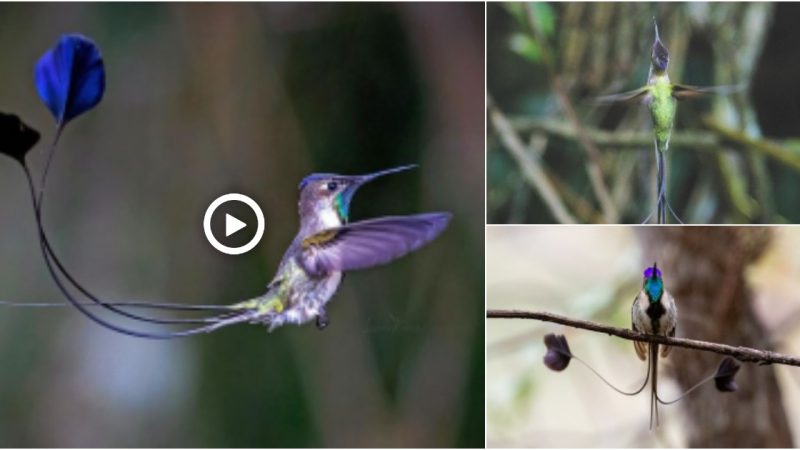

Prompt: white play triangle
[{"left": 225, "top": 213, "right": 247, "bottom": 237}]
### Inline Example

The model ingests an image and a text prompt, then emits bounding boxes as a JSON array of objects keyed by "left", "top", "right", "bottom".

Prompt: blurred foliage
[
  {"left": 0, "top": 3, "right": 483, "bottom": 447},
  {"left": 488, "top": 2, "right": 800, "bottom": 224}
]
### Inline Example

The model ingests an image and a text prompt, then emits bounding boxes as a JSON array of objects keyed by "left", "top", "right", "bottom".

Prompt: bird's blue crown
[{"left": 299, "top": 173, "right": 336, "bottom": 190}]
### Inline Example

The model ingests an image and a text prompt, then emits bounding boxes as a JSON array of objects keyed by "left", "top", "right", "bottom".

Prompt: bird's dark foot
[{"left": 316, "top": 311, "right": 329, "bottom": 330}]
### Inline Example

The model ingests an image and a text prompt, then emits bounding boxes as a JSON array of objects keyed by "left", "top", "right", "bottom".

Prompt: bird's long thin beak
[
  {"left": 357, "top": 164, "right": 417, "bottom": 183},
  {"left": 653, "top": 17, "right": 660, "bottom": 42},
  {"left": 339, "top": 164, "right": 417, "bottom": 208}
]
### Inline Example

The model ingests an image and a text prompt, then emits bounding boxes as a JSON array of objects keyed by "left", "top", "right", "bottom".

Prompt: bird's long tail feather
[
  {"left": 656, "top": 147, "right": 666, "bottom": 224},
  {"left": 569, "top": 352, "right": 651, "bottom": 396},
  {"left": 16, "top": 164, "right": 252, "bottom": 338},
  {"left": 643, "top": 141, "right": 682, "bottom": 224},
  {"left": 0, "top": 300, "right": 239, "bottom": 324},
  {"left": 650, "top": 342, "right": 660, "bottom": 429}
]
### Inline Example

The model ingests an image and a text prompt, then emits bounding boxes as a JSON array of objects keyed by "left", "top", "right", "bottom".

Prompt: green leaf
[
  {"left": 505, "top": 3, "right": 556, "bottom": 39},
  {"left": 529, "top": 2, "right": 556, "bottom": 38},
  {"left": 509, "top": 33, "right": 542, "bottom": 63},
  {"left": 504, "top": 3, "right": 528, "bottom": 29}
]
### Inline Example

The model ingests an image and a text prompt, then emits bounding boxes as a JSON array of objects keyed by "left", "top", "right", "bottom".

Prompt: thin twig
[
  {"left": 487, "top": 309, "right": 800, "bottom": 367},
  {"left": 487, "top": 95, "right": 576, "bottom": 223},
  {"left": 703, "top": 117, "right": 800, "bottom": 173},
  {"left": 509, "top": 116, "right": 800, "bottom": 176},
  {"left": 523, "top": 3, "right": 618, "bottom": 223},
  {"left": 512, "top": 117, "right": 717, "bottom": 149}
]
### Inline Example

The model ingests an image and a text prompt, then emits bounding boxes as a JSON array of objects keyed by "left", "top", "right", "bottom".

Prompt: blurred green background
[
  {"left": 488, "top": 2, "right": 800, "bottom": 224},
  {"left": 0, "top": 3, "right": 484, "bottom": 447}
]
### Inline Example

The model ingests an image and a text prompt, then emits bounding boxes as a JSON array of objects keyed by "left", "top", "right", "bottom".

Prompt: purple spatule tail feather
[
  {"left": 0, "top": 113, "right": 40, "bottom": 164},
  {"left": 543, "top": 333, "right": 571, "bottom": 371},
  {"left": 35, "top": 34, "right": 105, "bottom": 125}
]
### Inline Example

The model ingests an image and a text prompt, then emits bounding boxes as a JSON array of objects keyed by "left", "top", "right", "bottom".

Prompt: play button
[
  {"left": 225, "top": 214, "right": 246, "bottom": 237},
  {"left": 203, "top": 193, "right": 265, "bottom": 255}
]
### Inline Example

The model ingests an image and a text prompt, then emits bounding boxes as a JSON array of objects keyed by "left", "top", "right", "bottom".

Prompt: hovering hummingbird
[
  {"left": 3, "top": 164, "right": 451, "bottom": 339},
  {"left": 229, "top": 164, "right": 451, "bottom": 331},
  {"left": 597, "top": 18, "right": 740, "bottom": 223},
  {"left": 630, "top": 263, "right": 678, "bottom": 429},
  {"left": 2, "top": 35, "right": 453, "bottom": 338}
]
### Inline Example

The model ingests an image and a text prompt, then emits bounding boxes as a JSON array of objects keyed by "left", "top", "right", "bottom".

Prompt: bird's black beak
[
  {"left": 356, "top": 164, "right": 417, "bottom": 184},
  {"left": 341, "top": 164, "right": 418, "bottom": 207}
]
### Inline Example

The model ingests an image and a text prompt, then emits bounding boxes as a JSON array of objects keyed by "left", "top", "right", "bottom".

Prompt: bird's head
[
  {"left": 642, "top": 262, "right": 664, "bottom": 302},
  {"left": 297, "top": 164, "right": 416, "bottom": 227},
  {"left": 651, "top": 18, "right": 670, "bottom": 74}
]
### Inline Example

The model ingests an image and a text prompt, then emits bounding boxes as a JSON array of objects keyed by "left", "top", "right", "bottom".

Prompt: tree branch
[
  {"left": 487, "top": 94, "right": 577, "bottom": 224},
  {"left": 523, "top": 3, "right": 618, "bottom": 223},
  {"left": 506, "top": 116, "right": 800, "bottom": 175},
  {"left": 487, "top": 309, "right": 800, "bottom": 367},
  {"left": 510, "top": 117, "right": 717, "bottom": 150}
]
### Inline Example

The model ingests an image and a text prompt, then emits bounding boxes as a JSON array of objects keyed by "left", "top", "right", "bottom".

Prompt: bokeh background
[
  {"left": 488, "top": 2, "right": 800, "bottom": 224},
  {"left": 0, "top": 3, "right": 484, "bottom": 447},
  {"left": 487, "top": 226, "right": 800, "bottom": 447}
]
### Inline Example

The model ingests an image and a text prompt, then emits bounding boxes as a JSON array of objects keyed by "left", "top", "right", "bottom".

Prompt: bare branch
[
  {"left": 507, "top": 116, "right": 800, "bottom": 176},
  {"left": 523, "top": 3, "right": 618, "bottom": 223},
  {"left": 487, "top": 94, "right": 577, "bottom": 224},
  {"left": 487, "top": 309, "right": 800, "bottom": 367}
]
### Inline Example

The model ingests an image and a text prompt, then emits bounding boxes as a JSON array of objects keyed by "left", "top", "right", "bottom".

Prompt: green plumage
[
  {"left": 596, "top": 18, "right": 733, "bottom": 223},
  {"left": 649, "top": 75, "right": 677, "bottom": 153},
  {"left": 644, "top": 277, "right": 664, "bottom": 302}
]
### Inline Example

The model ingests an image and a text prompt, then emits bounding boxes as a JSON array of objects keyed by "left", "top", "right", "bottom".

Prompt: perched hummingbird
[
  {"left": 1, "top": 164, "right": 451, "bottom": 338},
  {"left": 631, "top": 263, "right": 678, "bottom": 428},
  {"left": 597, "top": 18, "right": 739, "bottom": 223},
  {"left": 228, "top": 164, "right": 451, "bottom": 331}
]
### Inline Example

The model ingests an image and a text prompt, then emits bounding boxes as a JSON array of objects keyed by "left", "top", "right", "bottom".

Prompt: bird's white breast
[{"left": 318, "top": 208, "right": 343, "bottom": 229}]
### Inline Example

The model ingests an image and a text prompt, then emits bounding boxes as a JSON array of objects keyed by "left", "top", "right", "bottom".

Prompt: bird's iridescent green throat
[
  {"left": 334, "top": 191, "right": 349, "bottom": 222},
  {"left": 643, "top": 265, "right": 664, "bottom": 302},
  {"left": 645, "top": 277, "right": 663, "bottom": 303}
]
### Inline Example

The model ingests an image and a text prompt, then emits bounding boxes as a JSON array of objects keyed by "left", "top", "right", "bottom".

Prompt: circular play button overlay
[{"left": 203, "top": 193, "right": 265, "bottom": 255}]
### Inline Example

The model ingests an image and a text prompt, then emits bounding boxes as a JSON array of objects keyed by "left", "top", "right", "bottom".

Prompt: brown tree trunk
[{"left": 637, "top": 227, "right": 792, "bottom": 447}]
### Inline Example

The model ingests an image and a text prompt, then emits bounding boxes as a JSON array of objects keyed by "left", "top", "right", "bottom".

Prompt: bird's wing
[
  {"left": 633, "top": 322, "right": 648, "bottom": 361},
  {"left": 661, "top": 290, "right": 678, "bottom": 357},
  {"left": 593, "top": 86, "right": 651, "bottom": 104},
  {"left": 631, "top": 292, "right": 648, "bottom": 361},
  {"left": 661, "top": 325, "right": 676, "bottom": 357},
  {"left": 298, "top": 213, "right": 451, "bottom": 277},
  {"left": 672, "top": 83, "right": 745, "bottom": 100}
]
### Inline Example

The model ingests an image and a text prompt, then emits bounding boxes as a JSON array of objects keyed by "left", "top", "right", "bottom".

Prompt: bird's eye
[{"left": 326, "top": 181, "right": 338, "bottom": 191}]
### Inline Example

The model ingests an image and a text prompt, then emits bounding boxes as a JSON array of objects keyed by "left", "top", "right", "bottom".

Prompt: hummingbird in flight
[
  {"left": 596, "top": 18, "right": 740, "bottom": 223},
  {"left": 2, "top": 35, "right": 452, "bottom": 338},
  {"left": 630, "top": 263, "right": 678, "bottom": 429},
  {"left": 4, "top": 164, "right": 451, "bottom": 339},
  {"left": 229, "top": 164, "right": 451, "bottom": 332}
]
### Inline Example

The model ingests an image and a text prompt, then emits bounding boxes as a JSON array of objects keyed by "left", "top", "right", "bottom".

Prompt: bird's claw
[{"left": 316, "top": 311, "right": 329, "bottom": 330}]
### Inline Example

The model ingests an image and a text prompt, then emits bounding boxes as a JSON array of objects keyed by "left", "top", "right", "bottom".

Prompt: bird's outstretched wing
[
  {"left": 298, "top": 212, "right": 451, "bottom": 277},
  {"left": 592, "top": 86, "right": 651, "bottom": 104},
  {"left": 672, "top": 83, "right": 745, "bottom": 99}
]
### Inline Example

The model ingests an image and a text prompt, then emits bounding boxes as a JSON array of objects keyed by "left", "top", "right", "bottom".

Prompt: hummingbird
[
  {"left": 228, "top": 164, "right": 451, "bottom": 332},
  {"left": 596, "top": 18, "right": 740, "bottom": 223},
  {"left": 631, "top": 263, "right": 678, "bottom": 428},
  {"left": 3, "top": 164, "right": 451, "bottom": 339}
]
